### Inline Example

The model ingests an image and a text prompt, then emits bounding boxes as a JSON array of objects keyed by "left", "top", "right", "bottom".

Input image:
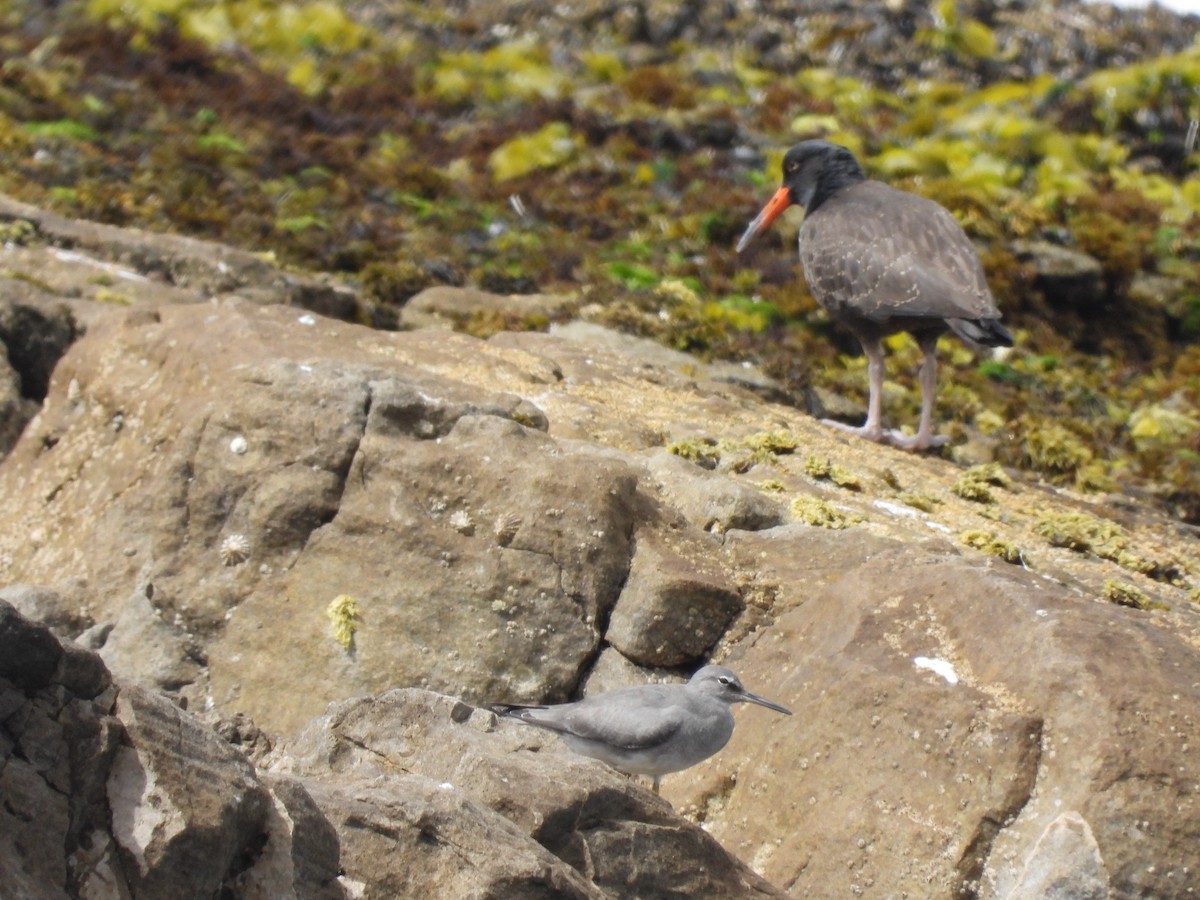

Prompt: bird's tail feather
[{"left": 947, "top": 317, "right": 1014, "bottom": 348}]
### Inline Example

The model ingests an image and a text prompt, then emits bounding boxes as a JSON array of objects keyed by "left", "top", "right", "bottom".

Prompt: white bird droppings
[{"left": 913, "top": 656, "right": 959, "bottom": 685}]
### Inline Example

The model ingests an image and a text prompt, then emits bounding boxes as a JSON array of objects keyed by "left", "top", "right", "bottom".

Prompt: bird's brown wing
[{"left": 799, "top": 181, "right": 999, "bottom": 324}]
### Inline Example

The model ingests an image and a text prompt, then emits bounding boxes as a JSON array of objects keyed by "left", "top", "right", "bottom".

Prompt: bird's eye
[{"left": 718, "top": 676, "right": 732, "bottom": 685}]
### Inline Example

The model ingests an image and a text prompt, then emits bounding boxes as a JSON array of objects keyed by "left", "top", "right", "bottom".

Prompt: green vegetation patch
[
  {"left": 667, "top": 438, "right": 721, "bottom": 468},
  {"left": 791, "top": 494, "right": 862, "bottom": 529},
  {"left": 804, "top": 456, "right": 863, "bottom": 491},
  {"left": 952, "top": 463, "right": 1010, "bottom": 503},
  {"left": 1102, "top": 579, "right": 1163, "bottom": 611},
  {"left": 961, "top": 530, "right": 1024, "bottom": 565},
  {"left": 326, "top": 594, "right": 360, "bottom": 651}
]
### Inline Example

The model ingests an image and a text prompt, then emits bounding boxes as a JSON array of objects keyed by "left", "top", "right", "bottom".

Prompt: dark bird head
[{"left": 736, "top": 140, "right": 866, "bottom": 253}]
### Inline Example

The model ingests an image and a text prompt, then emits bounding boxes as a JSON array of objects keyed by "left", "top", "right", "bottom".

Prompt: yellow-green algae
[
  {"left": 952, "top": 463, "right": 1010, "bottom": 503},
  {"left": 326, "top": 594, "right": 360, "bottom": 652},
  {"left": 1102, "top": 579, "right": 1164, "bottom": 611},
  {"left": 667, "top": 438, "right": 721, "bottom": 467},
  {"left": 804, "top": 456, "right": 863, "bottom": 491},
  {"left": 791, "top": 494, "right": 862, "bottom": 529},
  {"left": 961, "top": 530, "right": 1024, "bottom": 565},
  {"left": 898, "top": 491, "right": 940, "bottom": 513}
]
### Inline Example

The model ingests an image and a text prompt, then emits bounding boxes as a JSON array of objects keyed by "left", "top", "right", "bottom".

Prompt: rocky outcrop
[
  {"left": 272, "top": 688, "right": 781, "bottom": 899},
  {"left": 1, "top": 233, "right": 1198, "bottom": 897},
  {"left": 0, "top": 601, "right": 780, "bottom": 899},
  {"left": 0, "top": 600, "right": 342, "bottom": 900},
  {"left": 673, "top": 528, "right": 1200, "bottom": 898}
]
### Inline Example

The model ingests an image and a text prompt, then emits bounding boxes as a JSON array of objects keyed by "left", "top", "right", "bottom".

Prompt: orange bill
[{"left": 735, "top": 186, "right": 794, "bottom": 253}]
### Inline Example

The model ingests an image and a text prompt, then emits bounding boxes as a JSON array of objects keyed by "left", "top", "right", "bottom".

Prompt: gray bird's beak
[{"left": 740, "top": 689, "right": 792, "bottom": 716}]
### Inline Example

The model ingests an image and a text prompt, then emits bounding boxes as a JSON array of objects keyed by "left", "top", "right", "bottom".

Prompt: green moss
[
  {"left": 757, "top": 479, "right": 786, "bottom": 493},
  {"left": 667, "top": 438, "right": 721, "bottom": 468},
  {"left": 898, "top": 491, "right": 939, "bottom": 512},
  {"left": 1102, "top": 579, "right": 1165, "bottom": 611},
  {"left": 94, "top": 288, "right": 130, "bottom": 305},
  {"left": 326, "top": 594, "right": 360, "bottom": 651},
  {"left": 804, "top": 456, "right": 862, "bottom": 491},
  {"left": 24, "top": 119, "right": 99, "bottom": 142},
  {"left": 952, "top": 465, "right": 1008, "bottom": 503},
  {"left": 0, "top": 219, "right": 37, "bottom": 245},
  {"left": 953, "top": 478, "right": 994, "bottom": 503},
  {"left": 740, "top": 430, "right": 798, "bottom": 458},
  {"left": 360, "top": 260, "right": 432, "bottom": 307},
  {"left": 432, "top": 39, "right": 564, "bottom": 104},
  {"left": 1022, "top": 423, "right": 1094, "bottom": 480},
  {"left": 1035, "top": 510, "right": 1124, "bottom": 555},
  {"left": 961, "top": 530, "right": 1024, "bottom": 564},
  {"left": 489, "top": 122, "right": 581, "bottom": 183},
  {"left": 791, "top": 494, "right": 862, "bottom": 529}
]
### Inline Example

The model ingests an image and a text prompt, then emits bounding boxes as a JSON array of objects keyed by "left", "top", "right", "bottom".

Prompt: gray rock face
[
  {"left": 1008, "top": 812, "right": 1109, "bottom": 900},
  {"left": 0, "top": 600, "right": 342, "bottom": 900},
  {"left": 273, "top": 688, "right": 783, "bottom": 899},
  {"left": 2, "top": 602, "right": 775, "bottom": 899}
]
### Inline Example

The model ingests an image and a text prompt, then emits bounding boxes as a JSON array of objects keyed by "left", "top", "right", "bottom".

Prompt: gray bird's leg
[
  {"left": 886, "top": 333, "right": 950, "bottom": 451},
  {"left": 821, "top": 336, "right": 887, "bottom": 443}
]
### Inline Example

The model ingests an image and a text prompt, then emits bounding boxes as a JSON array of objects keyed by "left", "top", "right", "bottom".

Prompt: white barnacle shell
[
  {"left": 493, "top": 513, "right": 522, "bottom": 546},
  {"left": 220, "top": 534, "right": 251, "bottom": 566},
  {"left": 229, "top": 435, "right": 248, "bottom": 455},
  {"left": 449, "top": 510, "right": 474, "bottom": 535}
]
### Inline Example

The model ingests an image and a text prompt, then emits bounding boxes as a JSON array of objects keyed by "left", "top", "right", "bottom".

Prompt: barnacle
[
  {"left": 493, "top": 513, "right": 522, "bottom": 546},
  {"left": 219, "top": 534, "right": 250, "bottom": 566}
]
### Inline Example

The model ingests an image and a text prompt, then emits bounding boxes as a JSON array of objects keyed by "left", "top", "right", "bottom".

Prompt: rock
[
  {"left": 647, "top": 450, "right": 785, "bottom": 533},
  {"left": 580, "top": 646, "right": 676, "bottom": 696},
  {"left": 668, "top": 531, "right": 1200, "bottom": 899},
  {"left": 0, "top": 294, "right": 79, "bottom": 402},
  {"left": 2, "top": 275, "right": 1199, "bottom": 896},
  {"left": 271, "top": 688, "right": 784, "bottom": 899},
  {"left": 1008, "top": 812, "right": 1109, "bottom": 900},
  {"left": 106, "top": 685, "right": 276, "bottom": 898},
  {"left": 0, "top": 295, "right": 79, "bottom": 457},
  {"left": 0, "top": 341, "right": 32, "bottom": 457},
  {"left": 0, "top": 601, "right": 342, "bottom": 899},
  {"left": 0, "top": 192, "right": 364, "bottom": 321},
  {"left": 400, "top": 284, "right": 579, "bottom": 329},
  {"left": 0, "top": 301, "right": 642, "bottom": 733},
  {"left": 304, "top": 775, "right": 606, "bottom": 900},
  {"left": 0, "top": 582, "right": 91, "bottom": 638},
  {"left": 607, "top": 532, "right": 743, "bottom": 667},
  {"left": 96, "top": 581, "right": 205, "bottom": 694},
  {"left": 1011, "top": 240, "right": 1105, "bottom": 308}
]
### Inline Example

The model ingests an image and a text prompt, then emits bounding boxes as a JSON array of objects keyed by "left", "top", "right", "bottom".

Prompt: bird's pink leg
[
  {"left": 820, "top": 337, "right": 887, "bottom": 443},
  {"left": 886, "top": 335, "right": 949, "bottom": 451}
]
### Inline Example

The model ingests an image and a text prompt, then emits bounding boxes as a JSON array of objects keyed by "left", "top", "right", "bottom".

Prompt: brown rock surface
[
  {"left": 272, "top": 688, "right": 781, "bottom": 899},
  {"left": 0, "top": 600, "right": 343, "bottom": 900},
  {"left": 1, "top": 215, "right": 1198, "bottom": 897},
  {"left": 4, "top": 601, "right": 773, "bottom": 898}
]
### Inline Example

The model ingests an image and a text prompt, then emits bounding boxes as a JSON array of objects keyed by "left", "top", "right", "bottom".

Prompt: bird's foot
[
  {"left": 818, "top": 418, "right": 887, "bottom": 443},
  {"left": 883, "top": 429, "right": 950, "bottom": 451}
]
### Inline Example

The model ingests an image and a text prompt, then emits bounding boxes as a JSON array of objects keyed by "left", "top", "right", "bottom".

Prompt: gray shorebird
[
  {"left": 492, "top": 665, "right": 791, "bottom": 793},
  {"left": 737, "top": 140, "right": 1013, "bottom": 451}
]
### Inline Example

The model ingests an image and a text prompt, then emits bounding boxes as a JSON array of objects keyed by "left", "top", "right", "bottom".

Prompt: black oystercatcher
[{"left": 736, "top": 140, "right": 1013, "bottom": 450}]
